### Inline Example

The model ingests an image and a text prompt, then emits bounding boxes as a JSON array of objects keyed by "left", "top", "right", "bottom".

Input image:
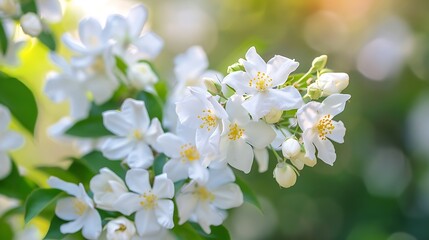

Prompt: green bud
[
  {"left": 311, "top": 55, "right": 328, "bottom": 71},
  {"left": 227, "top": 58, "right": 245, "bottom": 74},
  {"left": 307, "top": 83, "right": 322, "bottom": 100},
  {"left": 203, "top": 77, "right": 222, "bottom": 96},
  {"left": 264, "top": 108, "right": 283, "bottom": 124}
]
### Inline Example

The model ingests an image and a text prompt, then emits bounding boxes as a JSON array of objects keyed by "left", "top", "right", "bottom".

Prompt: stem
[
  {"left": 294, "top": 67, "right": 314, "bottom": 86},
  {"left": 269, "top": 145, "right": 283, "bottom": 163}
]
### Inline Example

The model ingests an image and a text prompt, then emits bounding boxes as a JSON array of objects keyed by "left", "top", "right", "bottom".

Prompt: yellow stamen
[
  {"left": 197, "top": 109, "right": 217, "bottom": 131},
  {"left": 133, "top": 130, "right": 143, "bottom": 140},
  {"left": 195, "top": 186, "right": 215, "bottom": 202},
  {"left": 316, "top": 114, "right": 335, "bottom": 140},
  {"left": 115, "top": 224, "right": 127, "bottom": 232},
  {"left": 249, "top": 71, "right": 273, "bottom": 92},
  {"left": 73, "top": 199, "right": 87, "bottom": 216},
  {"left": 180, "top": 144, "right": 200, "bottom": 162},
  {"left": 228, "top": 123, "right": 244, "bottom": 141},
  {"left": 140, "top": 193, "right": 158, "bottom": 210}
]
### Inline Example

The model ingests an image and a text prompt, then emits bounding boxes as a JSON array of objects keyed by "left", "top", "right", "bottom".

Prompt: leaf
[
  {"left": 190, "top": 223, "right": 231, "bottom": 240},
  {"left": 0, "top": 72, "right": 38, "bottom": 134},
  {"left": 0, "top": 159, "right": 35, "bottom": 200},
  {"left": 235, "top": 176, "right": 262, "bottom": 211},
  {"left": 153, "top": 154, "right": 167, "bottom": 175},
  {"left": 80, "top": 151, "right": 125, "bottom": 178},
  {"left": 37, "top": 166, "right": 80, "bottom": 183},
  {"left": 44, "top": 215, "right": 67, "bottom": 240},
  {"left": 65, "top": 115, "right": 112, "bottom": 137},
  {"left": 0, "top": 20, "right": 8, "bottom": 55},
  {"left": 37, "top": 30, "right": 56, "bottom": 51},
  {"left": 172, "top": 222, "right": 205, "bottom": 240},
  {"left": 0, "top": 218, "right": 13, "bottom": 240},
  {"left": 67, "top": 160, "right": 94, "bottom": 187},
  {"left": 115, "top": 55, "right": 128, "bottom": 75},
  {"left": 154, "top": 81, "right": 168, "bottom": 102},
  {"left": 24, "top": 188, "right": 64, "bottom": 223},
  {"left": 135, "top": 90, "right": 163, "bottom": 122},
  {"left": 20, "top": 0, "right": 38, "bottom": 14}
]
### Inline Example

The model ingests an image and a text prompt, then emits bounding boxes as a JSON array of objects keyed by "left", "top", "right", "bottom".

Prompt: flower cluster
[{"left": 43, "top": 4, "right": 351, "bottom": 239}]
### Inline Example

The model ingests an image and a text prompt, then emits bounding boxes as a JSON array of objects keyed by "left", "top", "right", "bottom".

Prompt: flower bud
[
  {"left": 127, "top": 62, "right": 158, "bottom": 91},
  {"left": 273, "top": 163, "right": 297, "bottom": 188},
  {"left": 105, "top": 217, "right": 136, "bottom": 240},
  {"left": 311, "top": 55, "right": 328, "bottom": 71},
  {"left": 20, "top": 13, "right": 42, "bottom": 37},
  {"left": 307, "top": 83, "right": 322, "bottom": 100},
  {"left": 0, "top": 0, "right": 20, "bottom": 17},
  {"left": 264, "top": 108, "right": 283, "bottom": 124},
  {"left": 90, "top": 168, "right": 127, "bottom": 211},
  {"left": 227, "top": 59, "right": 245, "bottom": 74},
  {"left": 317, "top": 72, "right": 349, "bottom": 96},
  {"left": 281, "top": 138, "right": 301, "bottom": 159},
  {"left": 203, "top": 77, "right": 222, "bottom": 96}
]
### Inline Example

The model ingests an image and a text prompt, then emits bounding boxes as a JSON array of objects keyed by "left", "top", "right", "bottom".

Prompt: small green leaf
[
  {"left": 67, "top": 160, "right": 94, "bottom": 187},
  {"left": 190, "top": 223, "right": 231, "bottom": 240},
  {"left": 136, "top": 90, "right": 163, "bottom": 121},
  {"left": 65, "top": 115, "right": 112, "bottom": 137},
  {"left": 24, "top": 188, "right": 64, "bottom": 223},
  {"left": 153, "top": 154, "right": 167, "bottom": 175},
  {"left": 0, "top": 159, "right": 35, "bottom": 200},
  {"left": 80, "top": 151, "right": 125, "bottom": 178},
  {"left": 37, "top": 166, "right": 80, "bottom": 183},
  {"left": 115, "top": 55, "right": 128, "bottom": 75},
  {"left": 0, "top": 72, "right": 38, "bottom": 134},
  {"left": 0, "top": 20, "right": 8, "bottom": 55},
  {"left": 0, "top": 218, "right": 13, "bottom": 240},
  {"left": 154, "top": 81, "right": 168, "bottom": 102},
  {"left": 37, "top": 30, "right": 56, "bottom": 51},
  {"left": 20, "top": 0, "right": 38, "bottom": 13},
  {"left": 172, "top": 222, "right": 205, "bottom": 240},
  {"left": 235, "top": 176, "right": 262, "bottom": 211},
  {"left": 44, "top": 215, "right": 67, "bottom": 240}
]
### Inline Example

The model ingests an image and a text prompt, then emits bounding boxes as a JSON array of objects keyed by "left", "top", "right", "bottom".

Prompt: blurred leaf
[
  {"left": 37, "top": 30, "right": 56, "bottom": 51},
  {"left": 44, "top": 215, "right": 67, "bottom": 240},
  {"left": 37, "top": 166, "right": 80, "bottom": 183},
  {"left": 80, "top": 151, "right": 126, "bottom": 178},
  {"left": 67, "top": 160, "right": 94, "bottom": 187},
  {"left": 172, "top": 222, "right": 205, "bottom": 240},
  {"left": 115, "top": 55, "right": 128, "bottom": 75},
  {"left": 154, "top": 81, "right": 168, "bottom": 102},
  {"left": 153, "top": 153, "right": 167, "bottom": 175},
  {"left": 136, "top": 90, "right": 163, "bottom": 121},
  {"left": 0, "top": 159, "right": 35, "bottom": 200},
  {"left": 20, "top": 0, "right": 38, "bottom": 14},
  {"left": 0, "top": 20, "right": 8, "bottom": 55},
  {"left": 190, "top": 223, "right": 231, "bottom": 240},
  {"left": 24, "top": 188, "right": 64, "bottom": 223},
  {"left": 0, "top": 72, "right": 38, "bottom": 134},
  {"left": 235, "top": 176, "right": 262, "bottom": 211},
  {"left": 65, "top": 115, "right": 112, "bottom": 137},
  {"left": 0, "top": 218, "right": 13, "bottom": 240}
]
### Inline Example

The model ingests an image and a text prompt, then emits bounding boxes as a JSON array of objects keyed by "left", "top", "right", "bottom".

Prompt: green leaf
[
  {"left": 37, "top": 166, "right": 80, "bottom": 183},
  {"left": 172, "top": 222, "right": 205, "bottom": 240},
  {"left": 0, "top": 159, "right": 35, "bottom": 200},
  {"left": 154, "top": 81, "right": 168, "bottom": 102},
  {"left": 235, "top": 176, "right": 262, "bottom": 211},
  {"left": 0, "top": 72, "right": 38, "bottom": 134},
  {"left": 24, "top": 188, "right": 64, "bottom": 223},
  {"left": 115, "top": 55, "right": 128, "bottom": 75},
  {"left": 136, "top": 90, "right": 163, "bottom": 122},
  {"left": 37, "top": 30, "right": 56, "bottom": 51},
  {"left": 44, "top": 215, "right": 67, "bottom": 240},
  {"left": 153, "top": 154, "right": 167, "bottom": 175},
  {"left": 0, "top": 218, "right": 13, "bottom": 240},
  {"left": 65, "top": 115, "right": 112, "bottom": 137},
  {"left": 67, "top": 160, "right": 94, "bottom": 187},
  {"left": 190, "top": 223, "right": 231, "bottom": 240},
  {"left": 80, "top": 151, "right": 125, "bottom": 178},
  {"left": 0, "top": 20, "right": 8, "bottom": 55},
  {"left": 20, "top": 0, "right": 38, "bottom": 14}
]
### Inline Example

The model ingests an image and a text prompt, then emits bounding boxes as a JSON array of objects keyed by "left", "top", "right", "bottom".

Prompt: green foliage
[
  {"left": 80, "top": 151, "right": 126, "bottom": 178},
  {"left": 37, "top": 30, "right": 57, "bottom": 51},
  {"left": 20, "top": 0, "right": 38, "bottom": 14},
  {"left": 153, "top": 153, "right": 167, "bottom": 175},
  {"left": 190, "top": 223, "right": 231, "bottom": 240},
  {"left": 37, "top": 166, "right": 80, "bottom": 183},
  {"left": 44, "top": 215, "right": 67, "bottom": 240},
  {"left": 0, "top": 72, "right": 38, "bottom": 135},
  {"left": 136, "top": 90, "right": 163, "bottom": 121},
  {"left": 0, "top": 20, "right": 8, "bottom": 55},
  {"left": 65, "top": 115, "right": 112, "bottom": 137},
  {"left": 0, "top": 218, "right": 14, "bottom": 240},
  {"left": 0, "top": 159, "right": 35, "bottom": 200},
  {"left": 235, "top": 176, "right": 262, "bottom": 211},
  {"left": 24, "top": 188, "right": 64, "bottom": 223}
]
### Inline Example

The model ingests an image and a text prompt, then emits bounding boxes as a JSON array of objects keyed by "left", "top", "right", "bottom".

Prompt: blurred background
[{"left": 5, "top": 0, "right": 429, "bottom": 239}]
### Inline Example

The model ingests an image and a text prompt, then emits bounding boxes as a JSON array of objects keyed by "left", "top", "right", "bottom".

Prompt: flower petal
[
  {"left": 223, "top": 71, "right": 254, "bottom": 95},
  {"left": 176, "top": 192, "right": 198, "bottom": 224},
  {"left": 135, "top": 210, "right": 162, "bottom": 237},
  {"left": 101, "top": 137, "right": 134, "bottom": 160},
  {"left": 253, "top": 148, "right": 269, "bottom": 172},
  {"left": 134, "top": 32, "right": 164, "bottom": 59},
  {"left": 156, "top": 133, "right": 184, "bottom": 158},
  {"left": 0, "top": 154, "right": 11, "bottom": 179},
  {"left": 48, "top": 177, "right": 80, "bottom": 196},
  {"left": 36, "top": 0, "right": 62, "bottom": 22},
  {"left": 102, "top": 111, "right": 132, "bottom": 136},
  {"left": 313, "top": 138, "right": 336, "bottom": 165},
  {"left": 244, "top": 121, "right": 275, "bottom": 149},
  {"left": 206, "top": 167, "right": 235, "bottom": 189},
  {"left": 154, "top": 200, "right": 174, "bottom": 229},
  {"left": 327, "top": 120, "right": 346, "bottom": 143},
  {"left": 114, "top": 192, "right": 141, "bottom": 215},
  {"left": 297, "top": 101, "right": 320, "bottom": 130},
  {"left": 225, "top": 95, "right": 250, "bottom": 125},
  {"left": 152, "top": 173, "right": 174, "bottom": 199},
  {"left": 163, "top": 160, "right": 190, "bottom": 182},
  {"left": 125, "top": 143, "right": 154, "bottom": 169},
  {"left": 225, "top": 140, "right": 253, "bottom": 174},
  {"left": 267, "top": 87, "right": 303, "bottom": 111},
  {"left": 302, "top": 129, "right": 316, "bottom": 161},
  {"left": 266, "top": 55, "right": 299, "bottom": 86},
  {"left": 145, "top": 118, "right": 164, "bottom": 152},
  {"left": 0, "top": 106, "right": 11, "bottom": 132},
  {"left": 320, "top": 94, "right": 351, "bottom": 117},
  {"left": 60, "top": 217, "right": 84, "bottom": 235},
  {"left": 78, "top": 18, "right": 102, "bottom": 48},
  {"left": 243, "top": 47, "right": 266, "bottom": 76},
  {"left": 212, "top": 183, "right": 243, "bottom": 209},
  {"left": 127, "top": 5, "right": 147, "bottom": 38},
  {"left": 81, "top": 209, "right": 102, "bottom": 240},
  {"left": 0, "top": 131, "right": 24, "bottom": 151},
  {"left": 189, "top": 162, "right": 209, "bottom": 184},
  {"left": 126, "top": 169, "right": 151, "bottom": 194},
  {"left": 121, "top": 99, "right": 150, "bottom": 131},
  {"left": 55, "top": 197, "right": 79, "bottom": 221},
  {"left": 195, "top": 202, "right": 224, "bottom": 234}
]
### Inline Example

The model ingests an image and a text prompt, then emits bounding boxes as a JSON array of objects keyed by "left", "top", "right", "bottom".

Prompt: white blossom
[
  {"left": 20, "top": 12, "right": 42, "bottom": 37},
  {"left": 89, "top": 168, "right": 127, "bottom": 211},
  {"left": 308, "top": 72, "right": 349, "bottom": 97},
  {"left": 36, "top": 0, "right": 62, "bottom": 22},
  {"left": 103, "top": 217, "right": 138, "bottom": 240},
  {"left": 273, "top": 163, "right": 297, "bottom": 188}
]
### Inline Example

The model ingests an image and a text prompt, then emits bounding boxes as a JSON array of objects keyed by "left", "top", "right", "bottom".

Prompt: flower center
[
  {"left": 115, "top": 224, "right": 127, "bottom": 233},
  {"left": 316, "top": 114, "right": 335, "bottom": 140},
  {"left": 180, "top": 144, "right": 200, "bottom": 162},
  {"left": 249, "top": 71, "right": 273, "bottom": 92},
  {"left": 73, "top": 199, "right": 87, "bottom": 216},
  {"left": 140, "top": 193, "right": 158, "bottom": 210},
  {"left": 197, "top": 109, "right": 217, "bottom": 131},
  {"left": 228, "top": 123, "right": 244, "bottom": 141},
  {"left": 133, "top": 130, "right": 143, "bottom": 140},
  {"left": 196, "top": 186, "right": 215, "bottom": 202}
]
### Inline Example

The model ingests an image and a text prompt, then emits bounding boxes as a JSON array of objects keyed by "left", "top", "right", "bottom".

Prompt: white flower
[
  {"left": 176, "top": 166, "right": 243, "bottom": 234},
  {"left": 0, "top": 0, "right": 20, "bottom": 17},
  {"left": 20, "top": 12, "right": 42, "bottom": 37},
  {"left": 281, "top": 138, "right": 316, "bottom": 170},
  {"left": 114, "top": 169, "right": 175, "bottom": 237},
  {"left": 0, "top": 20, "right": 25, "bottom": 66},
  {"left": 175, "top": 87, "right": 227, "bottom": 155},
  {"left": 104, "top": 217, "right": 138, "bottom": 240},
  {"left": 220, "top": 95, "right": 275, "bottom": 173},
  {"left": 273, "top": 163, "right": 297, "bottom": 188},
  {"left": 157, "top": 128, "right": 209, "bottom": 183},
  {"left": 48, "top": 177, "right": 102, "bottom": 240},
  {"left": 0, "top": 105, "right": 24, "bottom": 179},
  {"left": 101, "top": 99, "right": 163, "bottom": 169},
  {"left": 89, "top": 168, "right": 127, "bottom": 211},
  {"left": 106, "top": 4, "right": 163, "bottom": 60},
  {"left": 297, "top": 93, "right": 351, "bottom": 165},
  {"left": 36, "top": 0, "right": 62, "bottom": 22},
  {"left": 126, "top": 61, "right": 158, "bottom": 92},
  {"left": 223, "top": 47, "right": 303, "bottom": 120},
  {"left": 309, "top": 72, "right": 349, "bottom": 97}
]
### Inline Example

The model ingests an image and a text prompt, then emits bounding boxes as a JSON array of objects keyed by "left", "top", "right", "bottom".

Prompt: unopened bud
[
  {"left": 20, "top": 13, "right": 42, "bottom": 37},
  {"left": 127, "top": 62, "right": 158, "bottom": 91},
  {"left": 311, "top": 55, "right": 328, "bottom": 71},
  {"left": 281, "top": 138, "right": 301, "bottom": 159},
  {"left": 307, "top": 83, "right": 322, "bottom": 100},
  {"left": 317, "top": 72, "right": 349, "bottom": 96},
  {"left": 274, "top": 163, "right": 297, "bottom": 188},
  {"left": 203, "top": 77, "right": 222, "bottom": 96},
  {"left": 227, "top": 59, "right": 245, "bottom": 74},
  {"left": 264, "top": 108, "right": 283, "bottom": 124}
]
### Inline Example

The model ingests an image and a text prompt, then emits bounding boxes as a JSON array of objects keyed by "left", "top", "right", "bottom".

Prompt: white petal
[
  {"left": 244, "top": 121, "right": 276, "bottom": 149},
  {"left": 266, "top": 55, "right": 299, "bottom": 86},
  {"left": 0, "top": 131, "right": 24, "bottom": 151},
  {"left": 62, "top": 34, "right": 86, "bottom": 53},
  {"left": 243, "top": 47, "right": 266, "bottom": 76},
  {"left": 60, "top": 216, "right": 84, "bottom": 235},
  {"left": 212, "top": 183, "right": 244, "bottom": 209},
  {"left": 320, "top": 94, "right": 351, "bottom": 117},
  {"left": 154, "top": 200, "right": 174, "bottom": 229},
  {"left": 0, "top": 154, "right": 11, "bottom": 179},
  {"left": 225, "top": 95, "right": 250, "bottom": 125},
  {"left": 126, "top": 169, "right": 151, "bottom": 194},
  {"left": 225, "top": 140, "right": 253, "bottom": 174},
  {"left": 135, "top": 210, "right": 162, "bottom": 237},
  {"left": 81, "top": 210, "right": 102, "bottom": 240},
  {"left": 297, "top": 101, "right": 320, "bottom": 130},
  {"left": 55, "top": 197, "right": 80, "bottom": 221},
  {"left": 327, "top": 120, "right": 346, "bottom": 143},
  {"left": 175, "top": 96, "right": 205, "bottom": 127},
  {"left": 313, "top": 138, "right": 336, "bottom": 165},
  {"left": 134, "top": 32, "right": 164, "bottom": 59},
  {"left": 102, "top": 111, "right": 132, "bottom": 136},
  {"left": 206, "top": 167, "right": 235, "bottom": 189},
  {"left": 48, "top": 177, "right": 80, "bottom": 196},
  {"left": 163, "top": 160, "right": 189, "bottom": 182},
  {"left": 242, "top": 93, "right": 269, "bottom": 120},
  {"left": 266, "top": 87, "right": 303, "bottom": 111},
  {"left": 223, "top": 71, "right": 254, "bottom": 95},
  {"left": 195, "top": 202, "right": 224, "bottom": 234},
  {"left": 189, "top": 162, "right": 209, "bottom": 184},
  {"left": 78, "top": 18, "right": 102, "bottom": 48},
  {"left": 152, "top": 173, "right": 174, "bottom": 199},
  {"left": 101, "top": 137, "right": 134, "bottom": 160},
  {"left": 114, "top": 192, "right": 141, "bottom": 215},
  {"left": 176, "top": 193, "right": 198, "bottom": 224},
  {"left": 253, "top": 148, "right": 269, "bottom": 172},
  {"left": 127, "top": 5, "right": 147, "bottom": 38},
  {"left": 121, "top": 99, "right": 150, "bottom": 131},
  {"left": 145, "top": 118, "right": 164, "bottom": 152},
  {"left": 174, "top": 46, "right": 208, "bottom": 82},
  {"left": 156, "top": 133, "right": 184, "bottom": 158},
  {"left": 36, "top": 0, "right": 62, "bottom": 22},
  {"left": 302, "top": 129, "right": 316, "bottom": 161},
  {"left": 125, "top": 143, "right": 154, "bottom": 169},
  {"left": 69, "top": 91, "right": 90, "bottom": 120},
  {"left": 0, "top": 106, "right": 11, "bottom": 132}
]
